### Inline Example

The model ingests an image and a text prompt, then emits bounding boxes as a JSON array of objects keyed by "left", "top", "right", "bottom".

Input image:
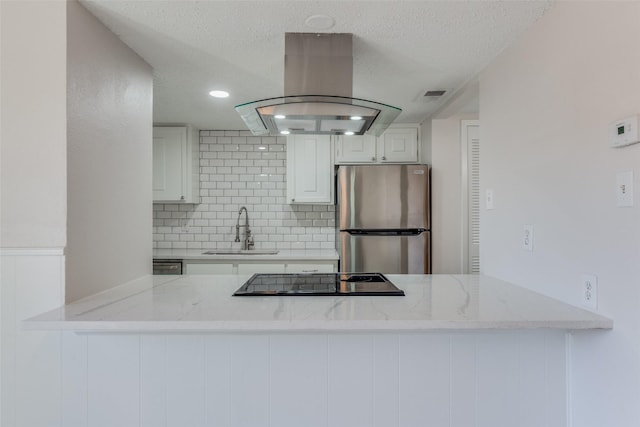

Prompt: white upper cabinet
[
  {"left": 286, "top": 135, "right": 334, "bottom": 204},
  {"left": 153, "top": 126, "right": 200, "bottom": 203},
  {"left": 378, "top": 125, "right": 419, "bottom": 163},
  {"left": 335, "top": 124, "right": 420, "bottom": 164},
  {"left": 334, "top": 134, "right": 377, "bottom": 163}
]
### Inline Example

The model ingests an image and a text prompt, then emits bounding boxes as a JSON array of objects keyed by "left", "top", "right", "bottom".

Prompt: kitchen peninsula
[
  {"left": 26, "top": 274, "right": 610, "bottom": 332},
  {"left": 24, "top": 275, "right": 611, "bottom": 427}
]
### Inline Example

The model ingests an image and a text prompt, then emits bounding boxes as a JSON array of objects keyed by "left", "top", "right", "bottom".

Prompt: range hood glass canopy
[
  {"left": 236, "top": 95, "right": 400, "bottom": 136},
  {"left": 235, "top": 33, "right": 401, "bottom": 137}
]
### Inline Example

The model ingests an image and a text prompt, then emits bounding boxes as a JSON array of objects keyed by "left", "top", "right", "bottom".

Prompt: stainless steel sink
[{"left": 202, "top": 250, "right": 279, "bottom": 255}]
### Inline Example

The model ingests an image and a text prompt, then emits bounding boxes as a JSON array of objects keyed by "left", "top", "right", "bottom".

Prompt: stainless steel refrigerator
[{"left": 338, "top": 164, "right": 431, "bottom": 274}]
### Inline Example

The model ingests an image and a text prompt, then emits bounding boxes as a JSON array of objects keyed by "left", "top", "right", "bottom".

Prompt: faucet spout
[{"left": 236, "top": 206, "right": 254, "bottom": 250}]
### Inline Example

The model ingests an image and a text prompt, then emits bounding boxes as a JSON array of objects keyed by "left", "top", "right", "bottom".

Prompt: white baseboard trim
[{"left": 0, "top": 248, "right": 65, "bottom": 256}]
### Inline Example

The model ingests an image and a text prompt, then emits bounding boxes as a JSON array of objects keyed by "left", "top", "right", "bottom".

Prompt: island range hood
[{"left": 235, "top": 33, "right": 401, "bottom": 137}]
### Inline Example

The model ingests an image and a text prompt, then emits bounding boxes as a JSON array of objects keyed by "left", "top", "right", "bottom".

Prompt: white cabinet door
[
  {"left": 333, "top": 125, "right": 419, "bottom": 164},
  {"left": 335, "top": 135, "right": 377, "bottom": 164},
  {"left": 378, "top": 126, "right": 419, "bottom": 163},
  {"left": 185, "top": 263, "right": 234, "bottom": 274},
  {"left": 153, "top": 126, "right": 199, "bottom": 203},
  {"left": 153, "top": 127, "right": 186, "bottom": 201},
  {"left": 286, "top": 135, "right": 334, "bottom": 204},
  {"left": 285, "top": 262, "right": 336, "bottom": 273},
  {"left": 237, "top": 263, "right": 286, "bottom": 274}
]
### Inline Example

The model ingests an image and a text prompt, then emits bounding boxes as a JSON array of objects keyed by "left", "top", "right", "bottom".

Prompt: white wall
[
  {"left": 430, "top": 114, "right": 478, "bottom": 274},
  {"left": 0, "top": 0, "right": 67, "bottom": 248},
  {"left": 2, "top": 1, "right": 154, "bottom": 424},
  {"left": 66, "top": 0, "right": 153, "bottom": 302},
  {"left": 479, "top": 2, "right": 640, "bottom": 426},
  {"left": 1, "top": 2, "right": 67, "bottom": 425},
  {"left": 419, "top": 120, "right": 432, "bottom": 165}
]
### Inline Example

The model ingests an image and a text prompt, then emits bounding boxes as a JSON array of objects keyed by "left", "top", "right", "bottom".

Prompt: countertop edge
[
  {"left": 153, "top": 249, "right": 339, "bottom": 262},
  {"left": 22, "top": 274, "right": 614, "bottom": 333},
  {"left": 23, "top": 319, "right": 613, "bottom": 333}
]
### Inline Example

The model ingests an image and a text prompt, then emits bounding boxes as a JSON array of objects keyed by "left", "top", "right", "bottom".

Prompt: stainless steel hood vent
[{"left": 235, "top": 33, "right": 401, "bottom": 137}]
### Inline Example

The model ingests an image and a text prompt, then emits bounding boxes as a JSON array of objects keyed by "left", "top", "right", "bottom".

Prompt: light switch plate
[
  {"left": 616, "top": 171, "right": 634, "bottom": 207},
  {"left": 486, "top": 189, "right": 495, "bottom": 210}
]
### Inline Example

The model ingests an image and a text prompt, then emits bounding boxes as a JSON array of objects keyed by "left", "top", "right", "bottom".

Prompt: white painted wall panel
[
  {"left": 519, "top": 332, "right": 551, "bottom": 427},
  {"left": 373, "top": 335, "right": 399, "bottom": 427},
  {"left": 62, "top": 332, "right": 88, "bottom": 427},
  {"left": 450, "top": 334, "right": 477, "bottom": 427},
  {"left": 546, "top": 332, "right": 568, "bottom": 425},
  {"left": 328, "top": 335, "right": 373, "bottom": 427},
  {"left": 166, "top": 336, "right": 206, "bottom": 427},
  {"left": 1, "top": 251, "right": 65, "bottom": 427},
  {"left": 399, "top": 334, "right": 451, "bottom": 427},
  {"left": 140, "top": 335, "right": 167, "bottom": 427},
  {"left": 476, "top": 333, "right": 520, "bottom": 427},
  {"left": 88, "top": 335, "right": 140, "bottom": 427},
  {"left": 204, "top": 336, "right": 232, "bottom": 427},
  {"left": 230, "top": 335, "right": 269, "bottom": 427},
  {"left": 270, "top": 335, "right": 328, "bottom": 427}
]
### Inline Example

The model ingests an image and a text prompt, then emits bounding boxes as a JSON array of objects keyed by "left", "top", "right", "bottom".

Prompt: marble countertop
[
  {"left": 153, "top": 248, "right": 339, "bottom": 261},
  {"left": 24, "top": 274, "right": 612, "bottom": 332}
]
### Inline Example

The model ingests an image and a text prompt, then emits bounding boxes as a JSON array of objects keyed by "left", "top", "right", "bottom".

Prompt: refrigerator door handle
[{"left": 342, "top": 228, "right": 427, "bottom": 236}]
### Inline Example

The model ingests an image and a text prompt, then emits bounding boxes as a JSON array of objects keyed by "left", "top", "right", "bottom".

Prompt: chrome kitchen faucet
[{"left": 235, "top": 206, "right": 254, "bottom": 250}]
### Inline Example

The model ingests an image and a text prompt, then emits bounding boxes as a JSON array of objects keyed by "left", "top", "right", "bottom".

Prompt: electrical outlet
[
  {"left": 522, "top": 224, "right": 534, "bottom": 252},
  {"left": 582, "top": 274, "right": 598, "bottom": 309}
]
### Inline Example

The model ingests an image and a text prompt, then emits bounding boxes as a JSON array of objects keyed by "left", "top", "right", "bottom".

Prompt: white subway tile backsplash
[{"left": 153, "top": 131, "right": 336, "bottom": 250}]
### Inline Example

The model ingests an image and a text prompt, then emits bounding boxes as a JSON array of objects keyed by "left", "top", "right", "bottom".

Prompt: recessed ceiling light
[
  {"left": 280, "top": 130, "right": 291, "bottom": 135},
  {"left": 209, "top": 90, "right": 229, "bottom": 98},
  {"left": 344, "top": 131, "right": 355, "bottom": 136},
  {"left": 350, "top": 116, "right": 362, "bottom": 121},
  {"left": 274, "top": 114, "right": 286, "bottom": 119}
]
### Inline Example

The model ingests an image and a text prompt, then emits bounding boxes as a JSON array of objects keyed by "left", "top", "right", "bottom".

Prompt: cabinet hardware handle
[
  {"left": 180, "top": 195, "right": 185, "bottom": 200},
  {"left": 291, "top": 198, "right": 295, "bottom": 202},
  {"left": 371, "top": 157, "right": 376, "bottom": 161},
  {"left": 382, "top": 156, "right": 386, "bottom": 160},
  {"left": 302, "top": 269, "right": 319, "bottom": 273}
]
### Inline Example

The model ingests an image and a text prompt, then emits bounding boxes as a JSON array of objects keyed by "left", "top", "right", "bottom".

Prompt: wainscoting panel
[{"left": 1, "top": 249, "right": 65, "bottom": 427}]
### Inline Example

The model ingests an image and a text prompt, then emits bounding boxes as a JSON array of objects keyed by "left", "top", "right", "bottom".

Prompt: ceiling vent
[
  {"left": 235, "top": 33, "right": 402, "bottom": 137},
  {"left": 424, "top": 90, "right": 446, "bottom": 97}
]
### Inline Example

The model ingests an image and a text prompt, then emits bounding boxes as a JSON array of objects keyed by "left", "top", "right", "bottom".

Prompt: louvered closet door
[{"left": 463, "top": 121, "right": 480, "bottom": 273}]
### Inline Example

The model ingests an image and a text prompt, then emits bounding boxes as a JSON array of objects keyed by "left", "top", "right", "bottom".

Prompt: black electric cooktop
[{"left": 233, "top": 273, "right": 405, "bottom": 296}]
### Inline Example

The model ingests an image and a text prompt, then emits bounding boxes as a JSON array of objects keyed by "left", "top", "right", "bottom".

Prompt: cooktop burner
[{"left": 233, "top": 272, "right": 405, "bottom": 296}]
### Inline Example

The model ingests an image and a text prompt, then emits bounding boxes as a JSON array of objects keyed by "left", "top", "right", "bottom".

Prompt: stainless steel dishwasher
[{"left": 152, "top": 259, "right": 183, "bottom": 275}]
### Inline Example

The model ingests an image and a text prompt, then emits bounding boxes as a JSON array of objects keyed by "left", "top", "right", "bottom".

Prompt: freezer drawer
[{"left": 340, "top": 230, "right": 430, "bottom": 274}]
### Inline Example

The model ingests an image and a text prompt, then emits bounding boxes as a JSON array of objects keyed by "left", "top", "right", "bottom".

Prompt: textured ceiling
[{"left": 80, "top": 0, "right": 553, "bottom": 131}]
